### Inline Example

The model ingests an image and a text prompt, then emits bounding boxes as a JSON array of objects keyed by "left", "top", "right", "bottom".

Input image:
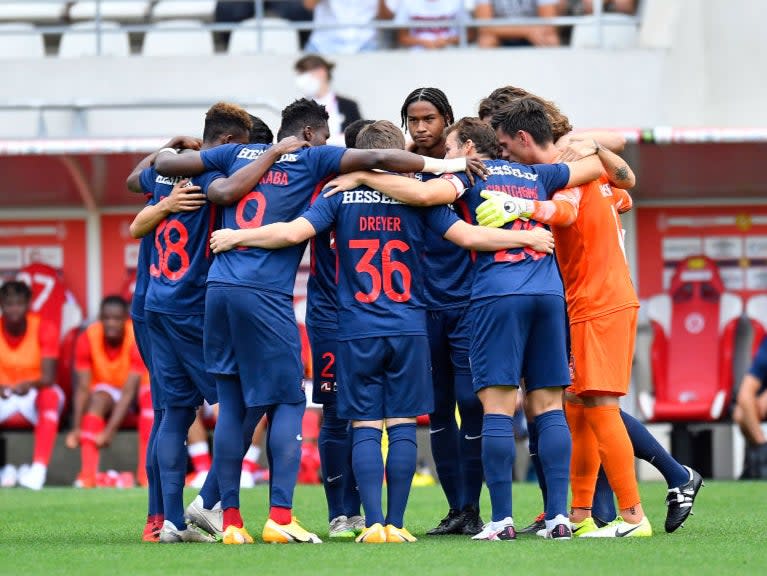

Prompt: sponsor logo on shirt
[
  {"left": 237, "top": 148, "right": 298, "bottom": 163},
  {"left": 154, "top": 175, "right": 183, "bottom": 185},
  {"left": 341, "top": 190, "right": 403, "bottom": 205},
  {"left": 486, "top": 164, "right": 539, "bottom": 181}
]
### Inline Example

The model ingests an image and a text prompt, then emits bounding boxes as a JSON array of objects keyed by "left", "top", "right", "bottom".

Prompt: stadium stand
[
  {"left": 59, "top": 21, "right": 131, "bottom": 58},
  {"left": 69, "top": 1, "right": 153, "bottom": 22},
  {"left": 141, "top": 19, "right": 214, "bottom": 55},
  {"left": 227, "top": 17, "right": 300, "bottom": 55},
  {"left": 570, "top": 13, "right": 638, "bottom": 48},
  {"left": 0, "top": 23, "right": 45, "bottom": 59},
  {"left": 0, "top": 1, "right": 69, "bottom": 23},
  {"left": 151, "top": 0, "right": 216, "bottom": 21}
]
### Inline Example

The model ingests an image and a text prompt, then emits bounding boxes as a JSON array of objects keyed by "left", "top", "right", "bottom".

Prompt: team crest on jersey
[{"left": 600, "top": 183, "right": 613, "bottom": 197}]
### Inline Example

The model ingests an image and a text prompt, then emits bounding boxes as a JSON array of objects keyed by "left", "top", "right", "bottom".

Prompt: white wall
[
  {"left": 0, "top": 49, "right": 666, "bottom": 138},
  {"left": 0, "top": 0, "right": 765, "bottom": 137}
]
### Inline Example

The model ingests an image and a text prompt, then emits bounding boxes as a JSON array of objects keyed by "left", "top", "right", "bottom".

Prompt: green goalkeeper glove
[{"left": 475, "top": 191, "right": 535, "bottom": 228}]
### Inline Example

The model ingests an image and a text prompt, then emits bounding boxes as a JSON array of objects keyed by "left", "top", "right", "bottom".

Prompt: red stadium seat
[{"left": 640, "top": 256, "right": 741, "bottom": 422}]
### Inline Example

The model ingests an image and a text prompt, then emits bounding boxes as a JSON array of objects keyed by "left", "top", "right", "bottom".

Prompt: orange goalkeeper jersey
[{"left": 532, "top": 173, "right": 639, "bottom": 323}]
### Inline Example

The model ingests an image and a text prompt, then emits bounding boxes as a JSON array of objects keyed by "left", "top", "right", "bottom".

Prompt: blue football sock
[
  {"left": 319, "top": 402, "right": 353, "bottom": 521},
  {"left": 385, "top": 423, "right": 417, "bottom": 528},
  {"left": 535, "top": 410, "right": 571, "bottom": 521},
  {"left": 592, "top": 466, "right": 617, "bottom": 522},
  {"left": 157, "top": 406, "right": 196, "bottom": 528},
  {"left": 211, "top": 374, "right": 246, "bottom": 510},
  {"left": 198, "top": 470, "right": 220, "bottom": 510},
  {"left": 456, "top": 372, "right": 483, "bottom": 508},
  {"left": 351, "top": 426, "right": 384, "bottom": 527},
  {"left": 527, "top": 419, "right": 548, "bottom": 512},
  {"left": 146, "top": 409, "right": 163, "bottom": 517},
  {"left": 429, "top": 409, "right": 462, "bottom": 511},
  {"left": 621, "top": 410, "right": 689, "bottom": 488},
  {"left": 266, "top": 401, "right": 305, "bottom": 509},
  {"left": 482, "top": 414, "right": 516, "bottom": 522}
]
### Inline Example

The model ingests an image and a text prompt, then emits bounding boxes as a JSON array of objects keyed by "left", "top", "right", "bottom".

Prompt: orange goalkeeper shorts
[{"left": 569, "top": 307, "right": 638, "bottom": 397}]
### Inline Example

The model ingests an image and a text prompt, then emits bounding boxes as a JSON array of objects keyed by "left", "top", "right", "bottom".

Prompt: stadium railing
[{"left": 0, "top": 0, "right": 641, "bottom": 56}]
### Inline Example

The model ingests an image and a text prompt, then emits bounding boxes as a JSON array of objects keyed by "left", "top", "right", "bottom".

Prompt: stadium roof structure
[{"left": 1, "top": 129, "right": 766, "bottom": 209}]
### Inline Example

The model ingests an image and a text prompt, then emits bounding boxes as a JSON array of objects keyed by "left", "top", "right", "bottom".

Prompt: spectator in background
[
  {"left": 66, "top": 296, "right": 146, "bottom": 488},
  {"left": 475, "top": 0, "right": 561, "bottom": 47},
  {"left": 0, "top": 281, "right": 61, "bottom": 490},
  {"left": 294, "top": 55, "right": 362, "bottom": 143},
  {"left": 734, "top": 335, "right": 767, "bottom": 479},
  {"left": 303, "top": 0, "right": 392, "bottom": 53},
  {"left": 569, "top": 0, "right": 637, "bottom": 14},
  {"left": 391, "top": 0, "right": 474, "bottom": 50}
]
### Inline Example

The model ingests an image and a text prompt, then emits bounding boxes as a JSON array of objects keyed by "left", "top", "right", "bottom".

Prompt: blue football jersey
[
  {"left": 749, "top": 335, "right": 767, "bottom": 394},
  {"left": 306, "top": 186, "right": 338, "bottom": 331},
  {"left": 200, "top": 143, "right": 345, "bottom": 295},
  {"left": 451, "top": 159, "right": 570, "bottom": 301},
  {"left": 131, "top": 187, "right": 154, "bottom": 321},
  {"left": 142, "top": 166, "right": 221, "bottom": 315},
  {"left": 419, "top": 172, "right": 474, "bottom": 310},
  {"left": 302, "top": 185, "right": 459, "bottom": 341}
]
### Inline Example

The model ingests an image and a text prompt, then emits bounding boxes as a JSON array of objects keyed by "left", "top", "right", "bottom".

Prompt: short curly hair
[{"left": 203, "top": 101, "right": 253, "bottom": 143}]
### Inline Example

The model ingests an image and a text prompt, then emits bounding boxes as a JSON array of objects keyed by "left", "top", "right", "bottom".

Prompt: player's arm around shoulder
[
  {"left": 210, "top": 218, "right": 318, "bottom": 253},
  {"left": 557, "top": 137, "right": 635, "bottom": 190},
  {"left": 563, "top": 153, "right": 603, "bottom": 188},
  {"left": 208, "top": 137, "right": 308, "bottom": 206},
  {"left": 128, "top": 180, "right": 204, "bottom": 239},
  {"left": 558, "top": 131, "right": 626, "bottom": 154},
  {"left": 443, "top": 219, "right": 555, "bottom": 254},
  {"left": 324, "top": 171, "right": 461, "bottom": 207}
]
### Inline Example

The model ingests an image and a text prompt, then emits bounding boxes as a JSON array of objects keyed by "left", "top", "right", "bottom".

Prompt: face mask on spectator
[{"left": 296, "top": 72, "right": 323, "bottom": 99}]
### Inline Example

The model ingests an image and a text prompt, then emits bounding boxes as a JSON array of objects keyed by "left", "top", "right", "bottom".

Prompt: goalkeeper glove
[{"left": 475, "top": 191, "right": 534, "bottom": 228}]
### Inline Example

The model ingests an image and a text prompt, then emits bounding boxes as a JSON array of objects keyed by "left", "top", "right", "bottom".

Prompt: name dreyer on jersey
[
  {"left": 342, "top": 189, "right": 403, "bottom": 205},
  {"left": 237, "top": 147, "right": 298, "bottom": 163}
]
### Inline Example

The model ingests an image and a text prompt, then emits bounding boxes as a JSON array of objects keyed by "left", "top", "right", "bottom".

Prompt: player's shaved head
[
  {"left": 248, "top": 114, "right": 274, "bottom": 144},
  {"left": 278, "top": 98, "right": 330, "bottom": 142},
  {"left": 492, "top": 98, "right": 555, "bottom": 147},
  {"left": 344, "top": 119, "right": 374, "bottom": 149},
  {"left": 479, "top": 86, "right": 572, "bottom": 141},
  {"left": 445, "top": 117, "right": 500, "bottom": 158},
  {"left": 203, "top": 102, "right": 253, "bottom": 145},
  {"left": 355, "top": 121, "right": 406, "bottom": 150}
]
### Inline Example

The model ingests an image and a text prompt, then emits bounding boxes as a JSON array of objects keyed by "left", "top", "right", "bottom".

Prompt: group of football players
[{"left": 126, "top": 83, "right": 702, "bottom": 545}]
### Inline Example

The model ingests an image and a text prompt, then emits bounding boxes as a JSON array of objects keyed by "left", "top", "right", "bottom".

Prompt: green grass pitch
[{"left": 1, "top": 482, "right": 765, "bottom": 576}]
